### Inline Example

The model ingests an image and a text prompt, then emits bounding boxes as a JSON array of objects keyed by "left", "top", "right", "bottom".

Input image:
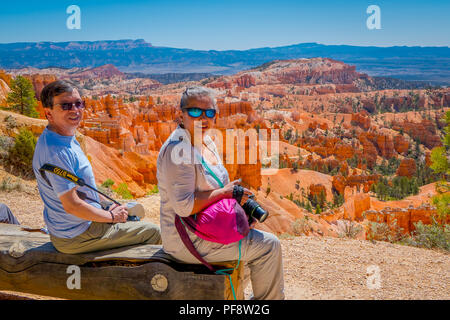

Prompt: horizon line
[{"left": 0, "top": 39, "right": 449, "bottom": 51}]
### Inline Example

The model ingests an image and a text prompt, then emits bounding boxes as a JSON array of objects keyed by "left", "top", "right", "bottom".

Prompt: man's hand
[
  {"left": 59, "top": 187, "right": 128, "bottom": 223},
  {"left": 109, "top": 204, "right": 128, "bottom": 223}
]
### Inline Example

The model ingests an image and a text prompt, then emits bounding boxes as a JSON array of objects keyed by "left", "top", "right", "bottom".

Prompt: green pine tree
[{"left": 7, "top": 76, "right": 39, "bottom": 118}]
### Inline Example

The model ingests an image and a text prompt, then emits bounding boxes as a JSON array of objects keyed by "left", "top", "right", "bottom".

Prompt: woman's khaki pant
[
  {"left": 171, "top": 229, "right": 285, "bottom": 300},
  {"left": 50, "top": 221, "right": 161, "bottom": 254}
]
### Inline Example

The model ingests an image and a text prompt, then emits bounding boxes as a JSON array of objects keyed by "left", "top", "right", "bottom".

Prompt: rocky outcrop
[
  {"left": 396, "top": 158, "right": 417, "bottom": 177},
  {"left": 23, "top": 74, "right": 58, "bottom": 100},
  {"left": 392, "top": 119, "right": 442, "bottom": 150},
  {"left": 358, "top": 134, "right": 377, "bottom": 167},
  {"left": 343, "top": 193, "right": 371, "bottom": 221},
  {"left": 207, "top": 58, "right": 370, "bottom": 93},
  {"left": 351, "top": 112, "right": 371, "bottom": 130},
  {"left": 69, "top": 64, "right": 124, "bottom": 80},
  {"left": 0, "top": 69, "right": 11, "bottom": 87},
  {"left": 394, "top": 134, "right": 409, "bottom": 154},
  {"left": 333, "top": 174, "right": 380, "bottom": 195},
  {"left": 77, "top": 134, "right": 157, "bottom": 197},
  {"left": 363, "top": 203, "right": 446, "bottom": 235},
  {"left": 308, "top": 184, "right": 327, "bottom": 200},
  {"left": 0, "top": 78, "right": 10, "bottom": 105}
]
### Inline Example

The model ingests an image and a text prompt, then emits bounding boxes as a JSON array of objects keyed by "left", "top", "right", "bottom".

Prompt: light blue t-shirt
[{"left": 32, "top": 127, "right": 101, "bottom": 239}]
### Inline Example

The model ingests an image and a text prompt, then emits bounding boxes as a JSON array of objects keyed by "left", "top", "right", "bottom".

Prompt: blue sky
[{"left": 1, "top": 0, "right": 449, "bottom": 50}]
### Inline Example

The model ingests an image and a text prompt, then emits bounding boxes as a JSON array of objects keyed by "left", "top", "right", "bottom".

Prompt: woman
[{"left": 156, "top": 86, "right": 284, "bottom": 300}]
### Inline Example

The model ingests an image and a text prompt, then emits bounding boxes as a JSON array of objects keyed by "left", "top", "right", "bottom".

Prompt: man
[{"left": 32, "top": 80, "right": 161, "bottom": 254}]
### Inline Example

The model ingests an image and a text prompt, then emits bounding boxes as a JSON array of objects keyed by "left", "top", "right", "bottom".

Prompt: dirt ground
[{"left": 0, "top": 180, "right": 449, "bottom": 300}]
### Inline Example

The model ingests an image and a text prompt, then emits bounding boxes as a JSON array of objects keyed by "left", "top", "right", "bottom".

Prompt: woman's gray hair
[{"left": 179, "top": 86, "right": 218, "bottom": 112}]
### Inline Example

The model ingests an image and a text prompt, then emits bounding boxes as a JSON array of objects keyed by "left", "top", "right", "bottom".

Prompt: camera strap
[
  {"left": 174, "top": 214, "right": 242, "bottom": 300},
  {"left": 199, "top": 156, "right": 224, "bottom": 188},
  {"left": 174, "top": 215, "right": 216, "bottom": 272}
]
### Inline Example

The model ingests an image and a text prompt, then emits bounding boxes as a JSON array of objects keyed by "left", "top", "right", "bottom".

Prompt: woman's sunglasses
[
  {"left": 184, "top": 107, "right": 216, "bottom": 118},
  {"left": 55, "top": 101, "right": 85, "bottom": 111}
]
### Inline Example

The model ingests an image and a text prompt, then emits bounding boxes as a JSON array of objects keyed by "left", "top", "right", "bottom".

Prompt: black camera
[{"left": 233, "top": 185, "right": 269, "bottom": 224}]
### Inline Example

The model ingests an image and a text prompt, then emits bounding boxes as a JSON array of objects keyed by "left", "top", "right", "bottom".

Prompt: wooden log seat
[{"left": 0, "top": 224, "right": 244, "bottom": 300}]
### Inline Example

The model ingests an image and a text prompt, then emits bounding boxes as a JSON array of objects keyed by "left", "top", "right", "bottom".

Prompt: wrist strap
[
  {"left": 109, "top": 210, "right": 114, "bottom": 223},
  {"left": 233, "top": 185, "right": 244, "bottom": 204}
]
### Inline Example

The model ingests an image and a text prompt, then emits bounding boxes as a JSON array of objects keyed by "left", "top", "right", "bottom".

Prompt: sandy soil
[{"left": 1, "top": 179, "right": 448, "bottom": 300}]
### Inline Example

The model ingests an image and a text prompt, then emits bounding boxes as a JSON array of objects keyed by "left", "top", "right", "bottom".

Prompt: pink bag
[{"left": 179, "top": 198, "right": 249, "bottom": 244}]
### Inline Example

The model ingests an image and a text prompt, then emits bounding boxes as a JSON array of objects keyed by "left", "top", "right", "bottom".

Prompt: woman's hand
[
  {"left": 221, "top": 179, "right": 254, "bottom": 202},
  {"left": 240, "top": 189, "right": 255, "bottom": 204},
  {"left": 220, "top": 179, "right": 242, "bottom": 198}
]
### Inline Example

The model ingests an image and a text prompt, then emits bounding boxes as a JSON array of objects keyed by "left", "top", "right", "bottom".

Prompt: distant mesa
[
  {"left": 0, "top": 39, "right": 449, "bottom": 84},
  {"left": 207, "top": 58, "right": 370, "bottom": 92}
]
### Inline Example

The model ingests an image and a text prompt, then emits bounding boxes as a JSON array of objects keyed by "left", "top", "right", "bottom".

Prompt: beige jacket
[{"left": 156, "top": 126, "right": 230, "bottom": 256}]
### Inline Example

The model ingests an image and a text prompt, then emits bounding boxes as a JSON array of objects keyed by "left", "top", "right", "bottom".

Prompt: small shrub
[
  {"left": 0, "top": 136, "right": 14, "bottom": 163},
  {"left": 402, "top": 220, "right": 449, "bottom": 251},
  {"left": 338, "top": 221, "right": 363, "bottom": 239},
  {"left": 101, "top": 178, "right": 115, "bottom": 189},
  {"left": 278, "top": 232, "right": 295, "bottom": 240},
  {"left": 4, "top": 115, "right": 17, "bottom": 131},
  {"left": 4, "top": 128, "right": 37, "bottom": 178},
  {"left": 148, "top": 184, "right": 159, "bottom": 195},
  {"left": 292, "top": 217, "right": 311, "bottom": 236},
  {"left": 114, "top": 183, "right": 133, "bottom": 199},
  {"left": 367, "top": 219, "right": 404, "bottom": 243},
  {"left": 0, "top": 176, "right": 24, "bottom": 192}
]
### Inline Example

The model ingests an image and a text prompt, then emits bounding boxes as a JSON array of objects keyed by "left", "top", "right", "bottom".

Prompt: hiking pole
[{"left": 39, "top": 163, "right": 121, "bottom": 206}]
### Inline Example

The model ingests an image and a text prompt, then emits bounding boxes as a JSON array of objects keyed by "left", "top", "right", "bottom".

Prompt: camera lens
[
  {"left": 252, "top": 206, "right": 269, "bottom": 223},
  {"left": 242, "top": 199, "right": 269, "bottom": 223}
]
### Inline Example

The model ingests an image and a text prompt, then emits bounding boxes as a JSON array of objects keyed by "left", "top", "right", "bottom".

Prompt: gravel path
[{"left": 280, "top": 236, "right": 449, "bottom": 300}]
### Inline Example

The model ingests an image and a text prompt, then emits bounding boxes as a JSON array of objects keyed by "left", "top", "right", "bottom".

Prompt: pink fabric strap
[{"left": 174, "top": 215, "right": 216, "bottom": 272}]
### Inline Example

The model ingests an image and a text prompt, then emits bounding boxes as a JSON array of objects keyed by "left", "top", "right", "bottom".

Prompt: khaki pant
[
  {"left": 171, "top": 229, "right": 285, "bottom": 300},
  {"left": 50, "top": 221, "right": 161, "bottom": 254}
]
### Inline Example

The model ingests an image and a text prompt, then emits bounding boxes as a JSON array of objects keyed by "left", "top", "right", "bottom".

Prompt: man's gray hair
[{"left": 179, "top": 86, "right": 218, "bottom": 112}]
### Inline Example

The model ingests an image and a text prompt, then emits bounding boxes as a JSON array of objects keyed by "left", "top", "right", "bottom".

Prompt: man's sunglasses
[
  {"left": 184, "top": 107, "right": 216, "bottom": 118},
  {"left": 55, "top": 101, "right": 85, "bottom": 111}
]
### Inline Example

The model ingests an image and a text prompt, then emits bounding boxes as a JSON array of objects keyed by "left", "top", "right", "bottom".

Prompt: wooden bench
[{"left": 0, "top": 224, "right": 244, "bottom": 300}]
